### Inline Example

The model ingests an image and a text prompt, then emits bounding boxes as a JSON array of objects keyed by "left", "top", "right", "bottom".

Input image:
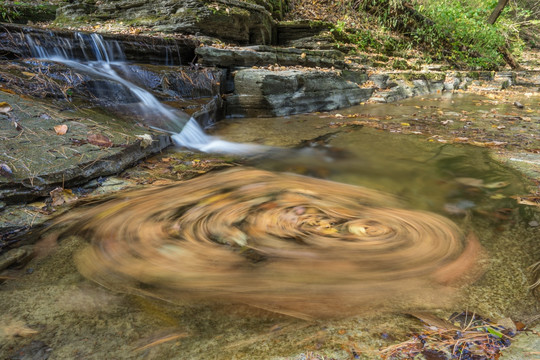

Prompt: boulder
[
  {"left": 225, "top": 69, "right": 373, "bottom": 117},
  {"left": 57, "top": 0, "right": 275, "bottom": 45}
]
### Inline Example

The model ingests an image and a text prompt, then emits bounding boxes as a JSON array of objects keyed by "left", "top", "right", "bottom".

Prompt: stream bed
[{"left": 1, "top": 92, "right": 539, "bottom": 359}]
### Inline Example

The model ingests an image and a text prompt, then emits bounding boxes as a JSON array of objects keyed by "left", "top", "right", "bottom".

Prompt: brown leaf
[
  {"left": 0, "top": 101, "right": 13, "bottom": 114},
  {"left": 0, "top": 88, "right": 16, "bottom": 95},
  {"left": 50, "top": 187, "right": 78, "bottom": 206},
  {"left": 408, "top": 312, "right": 459, "bottom": 330},
  {"left": 54, "top": 124, "right": 68, "bottom": 135},
  {"left": 87, "top": 133, "right": 113, "bottom": 147}
]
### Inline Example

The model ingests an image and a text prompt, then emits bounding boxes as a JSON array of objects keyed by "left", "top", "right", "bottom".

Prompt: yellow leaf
[
  {"left": 0, "top": 101, "right": 12, "bottom": 114},
  {"left": 54, "top": 124, "right": 68, "bottom": 135},
  {"left": 401, "top": 122, "right": 410, "bottom": 127}
]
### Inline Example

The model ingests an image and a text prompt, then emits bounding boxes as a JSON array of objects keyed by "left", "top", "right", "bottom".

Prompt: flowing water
[{"left": 0, "top": 33, "right": 538, "bottom": 359}]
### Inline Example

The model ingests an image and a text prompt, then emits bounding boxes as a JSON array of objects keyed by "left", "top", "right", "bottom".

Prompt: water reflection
[{"left": 57, "top": 168, "right": 482, "bottom": 319}]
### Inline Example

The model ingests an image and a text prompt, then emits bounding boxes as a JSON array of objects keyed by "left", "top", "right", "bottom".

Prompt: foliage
[
  {"left": 410, "top": 0, "right": 522, "bottom": 69},
  {"left": 0, "top": 2, "right": 20, "bottom": 21},
  {"left": 292, "top": 0, "right": 533, "bottom": 69},
  {"left": 0, "top": 0, "right": 62, "bottom": 23}
]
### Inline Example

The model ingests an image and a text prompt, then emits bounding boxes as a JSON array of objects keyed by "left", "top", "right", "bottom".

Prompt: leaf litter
[{"left": 380, "top": 312, "right": 523, "bottom": 360}]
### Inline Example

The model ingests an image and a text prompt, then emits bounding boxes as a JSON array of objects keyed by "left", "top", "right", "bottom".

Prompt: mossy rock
[
  {"left": 1, "top": 3, "right": 59, "bottom": 24},
  {"left": 56, "top": 0, "right": 275, "bottom": 45}
]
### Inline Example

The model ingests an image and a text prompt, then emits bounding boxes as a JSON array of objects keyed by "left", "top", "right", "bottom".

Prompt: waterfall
[{"left": 25, "top": 32, "right": 264, "bottom": 155}]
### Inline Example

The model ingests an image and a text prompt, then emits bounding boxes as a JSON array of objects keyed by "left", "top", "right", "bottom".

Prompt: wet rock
[
  {"left": 0, "top": 81, "right": 176, "bottom": 205},
  {"left": 196, "top": 45, "right": 347, "bottom": 69},
  {"left": 0, "top": 23, "right": 199, "bottom": 65},
  {"left": 9, "top": 340, "right": 52, "bottom": 360},
  {"left": 500, "top": 325, "right": 540, "bottom": 360},
  {"left": 57, "top": 0, "right": 275, "bottom": 45},
  {"left": 0, "top": 245, "right": 34, "bottom": 271},
  {"left": 225, "top": 69, "right": 373, "bottom": 117}
]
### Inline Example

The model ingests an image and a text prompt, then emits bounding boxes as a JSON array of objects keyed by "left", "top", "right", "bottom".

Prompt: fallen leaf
[
  {"left": 512, "top": 195, "right": 540, "bottom": 207},
  {"left": 50, "top": 187, "right": 78, "bottom": 206},
  {"left": 0, "top": 102, "right": 12, "bottom": 114},
  {"left": 408, "top": 312, "right": 459, "bottom": 330},
  {"left": 455, "top": 177, "right": 484, "bottom": 187},
  {"left": 21, "top": 71, "right": 35, "bottom": 78},
  {"left": 87, "top": 133, "right": 113, "bottom": 147},
  {"left": 483, "top": 181, "right": 509, "bottom": 189},
  {"left": 54, "top": 124, "right": 68, "bottom": 135},
  {"left": 136, "top": 134, "right": 153, "bottom": 148},
  {"left": 0, "top": 88, "right": 16, "bottom": 95}
]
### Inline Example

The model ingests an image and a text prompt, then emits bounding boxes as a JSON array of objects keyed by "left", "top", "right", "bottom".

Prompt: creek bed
[{"left": 0, "top": 93, "right": 539, "bottom": 360}]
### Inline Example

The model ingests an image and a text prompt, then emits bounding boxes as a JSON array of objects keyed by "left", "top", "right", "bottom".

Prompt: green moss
[
  {"left": 1, "top": 2, "right": 59, "bottom": 23},
  {"left": 391, "top": 59, "right": 409, "bottom": 70},
  {"left": 393, "top": 72, "right": 446, "bottom": 82}
]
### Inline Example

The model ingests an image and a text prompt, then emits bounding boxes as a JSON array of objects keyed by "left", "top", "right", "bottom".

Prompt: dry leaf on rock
[
  {"left": 136, "top": 134, "right": 154, "bottom": 149},
  {"left": 54, "top": 124, "right": 68, "bottom": 135},
  {"left": 50, "top": 187, "right": 78, "bottom": 207},
  {"left": 0, "top": 102, "right": 12, "bottom": 114},
  {"left": 87, "top": 133, "right": 113, "bottom": 147}
]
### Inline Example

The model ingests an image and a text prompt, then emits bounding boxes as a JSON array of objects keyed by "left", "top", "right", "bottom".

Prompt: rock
[
  {"left": 370, "top": 73, "right": 445, "bottom": 103},
  {"left": 57, "top": 0, "right": 275, "bottom": 45},
  {"left": 500, "top": 325, "right": 540, "bottom": 360},
  {"left": 0, "top": 245, "right": 34, "bottom": 271},
  {"left": 0, "top": 29, "right": 225, "bottom": 204},
  {"left": 494, "top": 72, "right": 515, "bottom": 89},
  {"left": 514, "top": 71, "right": 540, "bottom": 87},
  {"left": 0, "top": 23, "right": 199, "bottom": 65},
  {"left": 9, "top": 340, "right": 52, "bottom": 360},
  {"left": 225, "top": 69, "right": 373, "bottom": 117},
  {"left": 369, "top": 74, "right": 391, "bottom": 89},
  {"left": 276, "top": 22, "right": 335, "bottom": 50},
  {"left": 196, "top": 45, "right": 347, "bottom": 69}
]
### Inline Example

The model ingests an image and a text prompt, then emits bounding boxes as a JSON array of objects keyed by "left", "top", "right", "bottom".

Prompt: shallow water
[{"left": 1, "top": 94, "right": 539, "bottom": 359}]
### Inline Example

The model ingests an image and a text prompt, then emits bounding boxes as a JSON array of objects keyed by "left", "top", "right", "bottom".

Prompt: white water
[{"left": 26, "top": 32, "right": 266, "bottom": 155}]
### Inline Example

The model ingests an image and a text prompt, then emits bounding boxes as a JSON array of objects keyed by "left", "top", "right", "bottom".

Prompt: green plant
[{"left": 0, "top": 3, "right": 20, "bottom": 21}]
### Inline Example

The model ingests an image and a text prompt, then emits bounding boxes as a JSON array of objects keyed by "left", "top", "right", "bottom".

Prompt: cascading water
[{"left": 25, "top": 32, "right": 264, "bottom": 154}]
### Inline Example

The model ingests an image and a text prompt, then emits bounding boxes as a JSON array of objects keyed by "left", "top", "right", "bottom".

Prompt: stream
[{"left": 0, "top": 31, "right": 538, "bottom": 360}]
